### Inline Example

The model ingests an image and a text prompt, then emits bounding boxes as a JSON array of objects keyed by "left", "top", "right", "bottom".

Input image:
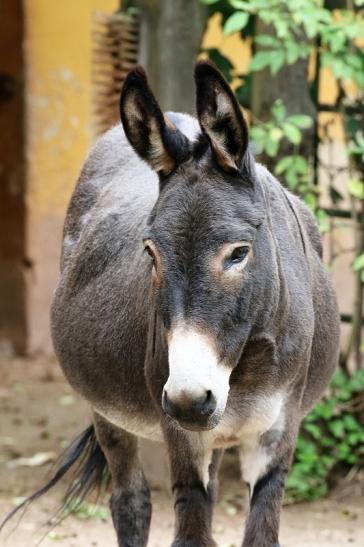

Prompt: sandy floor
[{"left": 0, "top": 356, "right": 363, "bottom": 547}]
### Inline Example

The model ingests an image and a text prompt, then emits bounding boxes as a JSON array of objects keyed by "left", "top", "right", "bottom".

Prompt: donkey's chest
[
  {"left": 97, "top": 391, "right": 285, "bottom": 454},
  {"left": 205, "top": 391, "right": 285, "bottom": 449}
]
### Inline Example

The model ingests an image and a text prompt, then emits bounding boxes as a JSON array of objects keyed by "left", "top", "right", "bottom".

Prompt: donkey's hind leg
[{"left": 93, "top": 413, "right": 151, "bottom": 547}]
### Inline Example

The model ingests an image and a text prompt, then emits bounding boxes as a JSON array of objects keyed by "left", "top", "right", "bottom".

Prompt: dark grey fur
[{"left": 49, "top": 62, "right": 340, "bottom": 547}]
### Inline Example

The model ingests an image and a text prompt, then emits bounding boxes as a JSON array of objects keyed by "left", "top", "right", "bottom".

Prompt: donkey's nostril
[
  {"left": 205, "top": 390, "right": 212, "bottom": 404},
  {"left": 201, "top": 390, "right": 216, "bottom": 417}
]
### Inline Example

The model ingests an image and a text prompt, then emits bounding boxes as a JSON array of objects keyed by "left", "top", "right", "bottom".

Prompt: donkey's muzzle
[{"left": 162, "top": 389, "right": 217, "bottom": 429}]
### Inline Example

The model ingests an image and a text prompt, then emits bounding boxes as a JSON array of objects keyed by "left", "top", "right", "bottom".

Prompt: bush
[{"left": 286, "top": 369, "right": 364, "bottom": 502}]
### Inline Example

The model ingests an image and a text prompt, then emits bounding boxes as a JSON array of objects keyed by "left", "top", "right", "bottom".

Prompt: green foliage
[
  {"left": 348, "top": 179, "right": 364, "bottom": 200},
  {"left": 224, "top": 11, "right": 250, "bottom": 35},
  {"left": 286, "top": 369, "right": 364, "bottom": 502},
  {"left": 250, "top": 99, "right": 312, "bottom": 161},
  {"left": 63, "top": 499, "right": 109, "bottom": 521},
  {"left": 349, "top": 131, "right": 364, "bottom": 163},
  {"left": 250, "top": 100, "right": 316, "bottom": 206},
  {"left": 353, "top": 252, "right": 364, "bottom": 282},
  {"left": 200, "top": 0, "right": 364, "bottom": 218}
]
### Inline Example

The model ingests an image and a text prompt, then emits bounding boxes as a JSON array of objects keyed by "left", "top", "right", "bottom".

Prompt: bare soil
[{"left": 1, "top": 356, "right": 363, "bottom": 547}]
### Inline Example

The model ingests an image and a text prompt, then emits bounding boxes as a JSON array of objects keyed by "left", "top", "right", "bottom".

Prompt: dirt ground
[{"left": 1, "top": 356, "right": 363, "bottom": 547}]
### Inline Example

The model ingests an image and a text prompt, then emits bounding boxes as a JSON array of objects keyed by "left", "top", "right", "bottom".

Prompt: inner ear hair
[
  {"left": 195, "top": 60, "right": 248, "bottom": 173},
  {"left": 120, "top": 67, "right": 190, "bottom": 178}
]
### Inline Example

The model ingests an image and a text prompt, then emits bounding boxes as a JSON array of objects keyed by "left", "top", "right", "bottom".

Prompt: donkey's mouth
[
  {"left": 170, "top": 409, "right": 224, "bottom": 432},
  {"left": 176, "top": 417, "right": 221, "bottom": 432}
]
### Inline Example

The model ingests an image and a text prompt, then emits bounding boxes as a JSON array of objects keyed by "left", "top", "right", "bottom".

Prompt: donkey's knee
[{"left": 93, "top": 413, "right": 151, "bottom": 547}]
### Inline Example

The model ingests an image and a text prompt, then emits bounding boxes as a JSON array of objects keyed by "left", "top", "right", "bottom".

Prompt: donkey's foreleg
[
  {"left": 164, "top": 425, "right": 221, "bottom": 547},
  {"left": 93, "top": 413, "right": 151, "bottom": 547},
  {"left": 240, "top": 444, "right": 294, "bottom": 547}
]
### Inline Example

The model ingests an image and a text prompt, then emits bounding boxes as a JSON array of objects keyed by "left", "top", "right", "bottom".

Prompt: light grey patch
[
  {"left": 239, "top": 442, "right": 271, "bottom": 496},
  {"left": 165, "top": 112, "right": 201, "bottom": 142},
  {"left": 235, "top": 394, "right": 285, "bottom": 494},
  {"left": 260, "top": 428, "right": 282, "bottom": 450}
]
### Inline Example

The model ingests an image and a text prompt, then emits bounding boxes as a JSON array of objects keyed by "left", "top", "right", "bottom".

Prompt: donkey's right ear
[{"left": 120, "top": 67, "right": 190, "bottom": 178}]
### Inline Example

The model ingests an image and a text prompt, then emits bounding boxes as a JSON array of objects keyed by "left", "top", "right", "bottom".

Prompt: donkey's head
[{"left": 121, "top": 62, "right": 272, "bottom": 431}]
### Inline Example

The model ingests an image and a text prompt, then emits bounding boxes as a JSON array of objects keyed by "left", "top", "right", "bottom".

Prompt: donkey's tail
[{"left": 0, "top": 424, "right": 110, "bottom": 532}]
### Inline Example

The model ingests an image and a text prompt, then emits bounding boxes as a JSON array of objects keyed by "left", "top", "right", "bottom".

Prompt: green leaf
[
  {"left": 224, "top": 12, "right": 250, "bottom": 35},
  {"left": 269, "top": 127, "right": 283, "bottom": 142},
  {"left": 249, "top": 51, "right": 274, "bottom": 72},
  {"left": 292, "top": 155, "right": 308, "bottom": 173},
  {"left": 254, "top": 34, "right": 279, "bottom": 48},
  {"left": 329, "top": 420, "right": 345, "bottom": 438},
  {"left": 283, "top": 122, "right": 302, "bottom": 144},
  {"left": 304, "top": 423, "right": 322, "bottom": 440},
  {"left": 250, "top": 126, "right": 267, "bottom": 144},
  {"left": 353, "top": 253, "right": 364, "bottom": 272},
  {"left": 304, "top": 192, "right": 317, "bottom": 210},
  {"left": 275, "top": 156, "right": 293, "bottom": 175},
  {"left": 348, "top": 179, "right": 364, "bottom": 199},
  {"left": 271, "top": 51, "right": 285, "bottom": 74},
  {"left": 264, "top": 136, "right": 279, "bottom": 157},
  {"left": 286, "top": 45, "right": 300, "bottom": 65},
  {"left": 288, "top": 115, "right": 313, "bottom": 129},
  {"left": 331, "top": 370, "right": 348, "bottom": 388},
  {"left": 229, "top": 0, "right": 252, "bottom": 10},
  {"left": 271, "top": 99, "right": 286, "bottom": 122},
  {"left": 200, "top": 0, "right": 220, "bottom": 4},
  {"left": 343, "top": 414, "right": 361, "bottom": 432}
]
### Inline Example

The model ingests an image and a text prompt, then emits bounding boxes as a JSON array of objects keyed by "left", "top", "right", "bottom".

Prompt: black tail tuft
[{"left": 0, "top": 424, "right": 110, "bottom": 532}]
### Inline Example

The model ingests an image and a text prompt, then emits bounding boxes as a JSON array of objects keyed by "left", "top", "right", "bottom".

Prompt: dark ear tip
[
  {"left": 195, "top": 60, "right": 224, "bottom": 82},
  {"left": 122, "top": 66, "right": 148, "bottom": 95}
]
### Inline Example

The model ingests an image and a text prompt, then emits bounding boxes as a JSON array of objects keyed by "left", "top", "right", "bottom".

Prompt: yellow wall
[
  {"left": 24, "top": 0, "right": 119, "bottom": 353},
  {"left": 25, "top": 0, "right": 119, "bottom": 217}
]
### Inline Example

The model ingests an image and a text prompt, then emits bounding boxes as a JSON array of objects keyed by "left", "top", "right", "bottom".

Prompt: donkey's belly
[{"left": 95, "top": 403, "right": 164, "bottom": 442}]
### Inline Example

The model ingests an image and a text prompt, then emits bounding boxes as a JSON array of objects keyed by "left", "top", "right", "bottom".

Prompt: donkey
[{"left": 2, "top": 61, "right": 340, "bottom": 546}]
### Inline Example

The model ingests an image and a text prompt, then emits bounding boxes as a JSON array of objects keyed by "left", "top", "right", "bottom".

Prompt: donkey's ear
[
  {"left": 195, "top": 61, "right": 248, "bottom": 173},
  {"left": 120, "top": 67, "right": 190, "bottom": 178}
]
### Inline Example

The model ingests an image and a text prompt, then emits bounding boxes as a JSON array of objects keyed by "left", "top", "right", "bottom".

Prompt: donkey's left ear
[{"left": 195, "top": 61, "right": 248, "bottom": 173}]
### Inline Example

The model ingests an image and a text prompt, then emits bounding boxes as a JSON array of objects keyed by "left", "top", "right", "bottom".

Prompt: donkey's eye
[{"left": 229, "top": 245, "right": 250, "bottom": 265}]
